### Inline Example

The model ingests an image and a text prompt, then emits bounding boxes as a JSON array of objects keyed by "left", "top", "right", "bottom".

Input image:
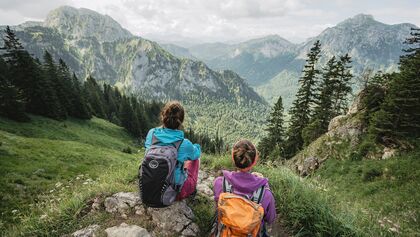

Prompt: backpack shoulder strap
[
  {"left": 151, "top": 132, "right": 159, "bottom": 145},
  {"left": 173, "top": 139, "right": 183, "bottom": 150},
  {"left": 251, "top": 185, "right": 265, "bottom": 204},
  {"left": 222, "top": 177, "right": 233, "bottom": 193}
]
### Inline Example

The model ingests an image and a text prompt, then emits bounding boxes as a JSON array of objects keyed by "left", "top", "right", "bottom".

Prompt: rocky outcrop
[
  {"left": 70, "top": 170, "right": 216, "bottom": 237},
  {"left": 296, "top": 157, "right": 328, "bottom": 177},
  {"left": 105, "top": 223, "right": 150, "bottom": 237},
  {"left": 72, "top": 224, "right": 100, "bottom": 237},
  {"left": 326, "top": 92, "right": 367, "bottom": 146}
]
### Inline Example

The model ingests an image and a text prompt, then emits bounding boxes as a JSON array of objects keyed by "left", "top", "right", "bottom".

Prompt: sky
[{"left": 0, "top": 0, "right": 419, "bottom": 45}]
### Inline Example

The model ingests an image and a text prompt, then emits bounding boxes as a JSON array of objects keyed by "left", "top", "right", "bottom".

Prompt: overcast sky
[{"left": 0, "top": 0, "right": 419, "bottom": 45}]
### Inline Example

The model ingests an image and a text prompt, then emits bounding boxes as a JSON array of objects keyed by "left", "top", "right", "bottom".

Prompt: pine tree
[
  {"left": 57, "top": 59, "right": 77, "bottom": 115},
  {"left": 370, "top": 28, "right": 420, "bottom": 142},
  {"left": 70, "top": 73, "right": 91, "bottom": 119},
  {"left": 259, "top": 96, "right": 286, "bottom": 159},
  {"left": 284, "top": 40, "right": 322, "bottom": 158},
  {"left": 84, "top": 76, "right": 106, "bottom": 118},
  {"left": 332, "top": 53, "right": 353, "bottom": 116},
  {"left": 303, "top": 56, "right": 338, "bottom": 145},
  {"left": 43, "top": 51, "right": 67, "bottom": 119},
  {"left": 0, "top": 57, "right": 28, "bottom": 121},
  {"left": 1, "top": 27, "right": 63, "bottom": 119}
]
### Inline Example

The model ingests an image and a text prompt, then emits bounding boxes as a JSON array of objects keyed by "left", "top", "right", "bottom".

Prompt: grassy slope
[
  {"left": 1, "top": 115, "right": 418, "bottom": 236},
  {"left": 316, "top": 151, "right": 420, "bottom": 236},
  {"left": 0, "top": 115, "right": 140, "bottom": 234}
]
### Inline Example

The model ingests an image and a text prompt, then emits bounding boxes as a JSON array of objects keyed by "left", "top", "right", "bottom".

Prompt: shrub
[
  {"left": 122, "top": 146, "right": 133, "bottom": 154},
  {"left": 362, "top": 168, "right": 382, "bottom": 182}
]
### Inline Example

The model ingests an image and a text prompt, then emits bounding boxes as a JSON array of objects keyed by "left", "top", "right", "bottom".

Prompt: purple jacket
[{"left": 213, "top": 170, "right": 277, "bottom": 224}]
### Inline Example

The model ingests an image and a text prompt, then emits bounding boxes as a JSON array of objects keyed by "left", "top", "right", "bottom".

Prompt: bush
[
  {"left": 362, "top": 168, "right": 382, "bottom": 182},
  {"left": 122, "top": 146, "right": 133, "bottom": 154},
  {"left": 355, "top": 138, "right": 377, "bottom": 158}
]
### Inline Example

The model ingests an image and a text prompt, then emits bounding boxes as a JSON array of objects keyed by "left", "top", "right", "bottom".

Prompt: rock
[
  {"left": 181, "top": 223, "right": 200, "bottom": 237},
  {"left": 105, "top": 223, "right": 150, "bottom": 237},
  {"left": 300, "top": 157, "right": 320, "bottom": 177},
  {"left": 72, "top": 224, "right": 100, "bottom": 237},
  {"left": 91, "top": 197, "right": 101, "bottom": 212},
  {"left": 198, "top": 171, "right": 208, "bottom": 182},
  {"left": 347, "top": 92, "right": 363, "bottom": 115},
  {"left": 327, "top": 114, "right": 364, "bottom": 146},
  {"left": 104, "top": 192, "right": 140, "bottom": 214},
  {"left": 148, "top": 201, "right": 199, "bottom": 236},
  {"left": 197, "top": 183, "right": 213, "bottom": 197},
  {"left": 382, "top": 147, "right": 396, "bottom": 159},
  {"left": 134, "top": 205, "right": 146, "bottom": 216},
  {"left": 328, "top": 115, "right": 347, "bottom": 132}
]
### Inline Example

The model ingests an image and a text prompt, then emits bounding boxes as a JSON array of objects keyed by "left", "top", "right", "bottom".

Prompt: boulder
[
  {"left": 104, "top": 192, "right": 140, "bottom": 214},
  {"left": 300, "top": 157, "right": 320, "bottom": 177},
  {"left": 72, "top": 224, "right": 100, "bottom": 237},
  {"left": 197, "top": 183, "right": 213, "bottom": 197},
  {"left": 148, "top": 200, "right": 199, "bottom": 236},
  {"left": 382, "top": 147, "right": 396, "bottom": 159},
  {"left": 105, "top": 223, "right": 150, "bottom": 237},
  {"left": 327, "top": 115, "right": 364, "bottom": 146}
]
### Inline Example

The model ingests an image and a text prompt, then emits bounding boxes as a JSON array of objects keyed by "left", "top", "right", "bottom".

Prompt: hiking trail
[{"left": 68, "top": 170, "right": 290, "bottom": 237}]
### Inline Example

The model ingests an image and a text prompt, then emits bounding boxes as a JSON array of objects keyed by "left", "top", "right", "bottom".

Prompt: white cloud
[{"left": 0, "top": 0, "right": 419, "bottom": 45}]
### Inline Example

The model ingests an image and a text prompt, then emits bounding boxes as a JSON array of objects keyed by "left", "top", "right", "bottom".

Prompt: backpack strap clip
[
  {"left": 251, "top": 185, "right": 265, "bottom": 204},
  {"left": 222, "top": 177, "right": 233, "bottom": 193}
]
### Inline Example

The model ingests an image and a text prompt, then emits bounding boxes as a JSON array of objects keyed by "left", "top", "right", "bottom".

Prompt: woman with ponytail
[
  {"left": 213, "top": 139, "right": 276, "bottom": 234},
  {"left": 144, "top": 101, "right": 201, "bottom": 200}
]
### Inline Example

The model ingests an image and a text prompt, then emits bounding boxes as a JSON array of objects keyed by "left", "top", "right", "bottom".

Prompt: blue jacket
[{"left": 144, "top": 127, "right": 201, "bottom": 186}]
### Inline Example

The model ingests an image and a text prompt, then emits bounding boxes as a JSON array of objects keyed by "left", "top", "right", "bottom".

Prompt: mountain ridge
[{"left": 0, "top": 5, "right": 269, "bottom": 143}]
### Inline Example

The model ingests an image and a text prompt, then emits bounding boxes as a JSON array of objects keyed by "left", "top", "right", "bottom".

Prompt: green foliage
[
  {"left": 122, "top": 146, "right": 133, "bottom": 154},
  {"left": 254, "top": 165, "right": 359, "bottom": 236},
  {"left": 285, "top": 41, "right": 322, "bottom": 158},
  {"left": 0, "top": 58, "right": 28, "bottom": 121},
  {"left": 368, "top": 28, "right": 420, "bottom": 145},
  {"left": 302, "top": 119, "right": 324, "bottom": 146},
  {"left": 317, "top": 150, "right": 420, "bottom": 236},
  {"left": 258, "top": 96, "right": 286, "bottom": 159},
  {"left": 0, "top": 115, "right": 139, "bottom": 231},
  {"left": 184, "top": 128, "right": 225, "bottom": 154}
]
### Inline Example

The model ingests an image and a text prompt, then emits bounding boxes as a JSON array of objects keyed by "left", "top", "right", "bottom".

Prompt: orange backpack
[{"left": 213, "top": 178, "right": 265, "bottom": 237}]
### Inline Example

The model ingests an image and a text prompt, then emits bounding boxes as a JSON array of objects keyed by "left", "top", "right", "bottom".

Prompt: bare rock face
[
  {"left": 382, "top": 147, "right": 397, "bottom": 159},
  {"left": 105, "top": 223, "right": 150, "bottom": 237},
  {"left": 148, "top": 200, "right": 199, "bottom": 236},
  {"left": 81, "top": 170, "right": 216, "bottom": 237},
  {"left": 299, "top": 157, "right": 320, "bottom": 177},
  {"left": 327, "top": 114, "right": 364, "bottom": 146},
  {"left": 104, "top": 192, "right": 140, "bottom": 214},
  {"left": 72, "top": 224, "right": 100, "bottom": 237}
]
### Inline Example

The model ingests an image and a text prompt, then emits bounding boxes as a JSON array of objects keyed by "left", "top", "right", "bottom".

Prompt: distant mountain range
[
  {"left": 161, "top": 14, "right": 417, "bottom": 106},
  {"left": 0, "top": 6, "right": 268, "bottom": 143},
  {"left": 1, "top": 6, "right": 417, "bottom": 141}
]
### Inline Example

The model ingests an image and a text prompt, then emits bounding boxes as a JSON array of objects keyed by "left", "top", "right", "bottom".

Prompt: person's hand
[{"left": 251, "top": 172, "right": 264, "bottom": 178}]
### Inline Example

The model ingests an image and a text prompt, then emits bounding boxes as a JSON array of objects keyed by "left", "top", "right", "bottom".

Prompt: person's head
[
  {"left": 160, "top": 101, "right": 185, "bottom": 129},
  {"left": 232, "top": 139, "right": 259, "bottom": 172}
]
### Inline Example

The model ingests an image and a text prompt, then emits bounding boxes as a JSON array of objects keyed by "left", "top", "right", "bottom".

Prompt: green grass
[
  {"left": 316, "top": 151, "right": 420, "bottom": 236},
  {"left": 0, "top": 115, "right": 140, "bottom": 233},
  {"left": 1, "top": 115, "right": 418, "bottom": 236}
]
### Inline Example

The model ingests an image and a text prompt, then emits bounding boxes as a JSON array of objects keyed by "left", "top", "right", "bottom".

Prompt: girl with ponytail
[
  {"left": 144, "top": 101, "right": 201, "bottom": 200},
  {"left": 213, "top": 139, "right": 277, "bottom": 234}
]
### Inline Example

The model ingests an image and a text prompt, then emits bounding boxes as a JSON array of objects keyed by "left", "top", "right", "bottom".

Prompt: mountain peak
[
  {"left": 338, "top": 14, "right": 378, "bottom": 26},
  {"left": 44, "top": 5, "right": 133, "bottom": 42}
]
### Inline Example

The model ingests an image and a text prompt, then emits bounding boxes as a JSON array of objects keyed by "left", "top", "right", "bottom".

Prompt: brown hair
[
  {"left": 232, "top": 139, "right": 257, "bottom": 169},
  {"left": 160, "top": 101, "right": 185, "bottom": 129}
]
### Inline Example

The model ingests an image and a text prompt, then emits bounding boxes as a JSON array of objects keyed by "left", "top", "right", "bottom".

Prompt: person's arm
[
  {"left": 264, "top": 189, "right": 277, "bottom": 224},
  {"left": 192, "top": 143, "right": 201, "bottom": 160},
  {"left": 213, "top": 176, "right": 223, "bottom": 203},
  {"left": 144, "top": 129, "right": 154, "bottom": 152}
]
